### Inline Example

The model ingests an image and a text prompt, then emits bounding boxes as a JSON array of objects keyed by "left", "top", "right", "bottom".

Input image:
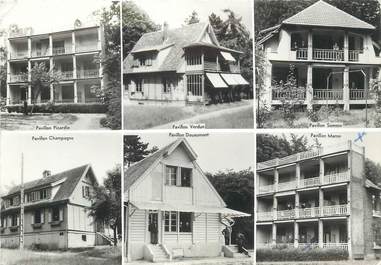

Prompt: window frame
[
  {"left": 52, "top": 206, "right": 60, "bottom": 222},
  {"left": 165, "top": 166, "right": 177, "bottom": 186}
]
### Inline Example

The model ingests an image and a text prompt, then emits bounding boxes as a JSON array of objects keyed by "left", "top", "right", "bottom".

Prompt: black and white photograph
[
  {"left": 0, "top": 0, "right": 122, "bottom": 130},
  {"left": 122, "top": 0, "right": 254, "bottom": 129},
  {"left": 256, "top": 132, "right": 381, "bottom": 263},
  {"left": 0, "top": 132, "right": 122, "bottom": 265},
  {"left": 255, "top": 0, "right": 381, "bottom": 128},
  {"left": 124, "top": 133, "right": 254, "bottom": 263}
]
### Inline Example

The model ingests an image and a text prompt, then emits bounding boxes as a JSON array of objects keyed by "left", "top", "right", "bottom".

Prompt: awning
[
  {"left": 206, "top": 73, "right": 228, "bottom": 88},
  {"left": 365, "top": 179, "right": 381, "bottom": 191},
  {"left": 130, "top": 201, "right": 250, "bottom": 218},
  {"left": 221, "top": 73, "right": 249, "bottom": 86},
  {"left": 220, "top": 51, "right": 236, "bottom": 62}
]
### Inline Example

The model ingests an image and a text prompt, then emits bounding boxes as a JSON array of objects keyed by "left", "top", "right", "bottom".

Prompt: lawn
[
  {"left": 257, "top": 261, "right": 379, "bottom": 265},
  {"left": 0, "top": 113, "right": 108, "bottom": 130},
  {"left": 124, "top": 99, "right": 253, "bottom": 129},
  {"left": 262, "top": 109, "right": 376, "bottom": 128},
  {"left": 1, "top": 246, "right": 121, "bottom": 265},
  {"left": 196, "top": 107, "right": 254, "bottom": 128}
]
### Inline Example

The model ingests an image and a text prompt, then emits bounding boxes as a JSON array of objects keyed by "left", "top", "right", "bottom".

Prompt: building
[
  {"left": 257, "top": 0, "right": 381, "bottom": 110},
  {"left": 256, "top": 140, "right": 381, "bottom": 259},
  {"left": 6, "top": 23, "right": 103, "bottom": 106},
  {"left": 123, "top": 22, "right": 249, "bottom": 105},
  {"left": 0, "top": 164, "right": 113, "bottom": 249},
  {"left": 125, "top": 138, "right": 250, "bottom": 262}
]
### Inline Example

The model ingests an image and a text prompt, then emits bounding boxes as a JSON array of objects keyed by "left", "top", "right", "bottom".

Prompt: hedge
[
  {"left": 256, "top": 247, "right": 348, "bottom": 262},
  {"left": 6, "top": 103, "right": 107, "bottom": 114}
]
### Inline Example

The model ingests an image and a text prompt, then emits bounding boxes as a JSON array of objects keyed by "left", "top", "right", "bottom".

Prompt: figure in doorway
[
  {"left": 222, "top": 226, "right": 232, "bottom": 245},
  {"left": 148, "top": 218, "right": 158, "bottom": 244}
]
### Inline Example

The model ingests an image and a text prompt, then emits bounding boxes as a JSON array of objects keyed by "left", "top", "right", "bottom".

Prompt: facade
[
  {"left": 125, "top": 138, "right": 250, "bottom": 262},
  {"left": 6, "top": 24, "right": 104, "bottom": 105},
  {"left": 258, "top": 0, "right": 381, "bottom": 110},
  {"left": 0, "top": 164, "right": 112, "bottom": 249},
  {"left": 256, "top": 141, "right": 381, "bottom": 259},
  {"left": 124, "top": 22, "right": 249, "bottom": 105}
]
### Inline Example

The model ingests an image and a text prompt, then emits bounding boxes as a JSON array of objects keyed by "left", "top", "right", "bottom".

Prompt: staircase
[
  {"left": 96, "top": 232, "right": 115, "bottom": 246},
  {"left": 149, "top": 244, "right": 171, "bottom": 262},
  {"left": 223, "top": 245, "right": 250, "bottom": 258}
]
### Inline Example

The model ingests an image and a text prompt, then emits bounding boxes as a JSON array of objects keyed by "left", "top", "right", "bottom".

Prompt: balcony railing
[
  {"left": 204, "top": 61, "right": 219, "bottom": 72},
  {"left": 350, "top": 89, "right": 372, "bottom": 100},
  {"left": 60, "top": 71, "right": 74, "bottom": 79},
  {"left": 323, "top": 243, "right": 348, "bottom": 250},
  {"left": 296, "top": 48, "right": 308, "bottom": 60},
  {"left": 53, "top": 47, "right": 72, "bottom": 55},
  {"left": 300, "top": 177, "right": 320, "bottom": 188},
  {"left": 10, "top": 51, "right": 28, "bottom": 59},
  {"left": 76, "top": 45, "right": 99, "bottom": 52},
  {"left": 272, "top": 89, "right": 306, "bottom": 100},
  {"left": 257, "top": 211, "right": 273, "bottom": 221},
  {"left": 77, "top": 69, "right": 99, "bottom": 78},
  {"left": 298, "top": 243, "right": 319, "bottom": 249},
  {"left": 299, "top": 207, "right": 320, "bottom": 218},
  {"left": 313, "top": 89, "right": 343, "bottom": 100},
  {"left": 322, "top": 204, "right": 349, "bottom": 216},
  {"left": 258, "top": 184, "right": 275, "bottom": 194},
  {"left": 323, "top": 171, "right": 350, "bottom": 184},
  {"left": 277, "top": 209, "right": 295, "bottom": 220},
  {"left": 313, "top": 49, "right": 344, "bottom": 61},
  {"left": 349, "top": 50, "right": 361, "bottom": 62},
  {"left": 278, "top": 180, "right": 296, "bottom": 191},
  {"left": 10, "top": 74, "right": 27, "bottom": 82},
  {"left": 259, "top": 243, "right": 348, "bottom": 250},
  {"left": 31, "top": 50, "right": 49, "bottom": 57}
]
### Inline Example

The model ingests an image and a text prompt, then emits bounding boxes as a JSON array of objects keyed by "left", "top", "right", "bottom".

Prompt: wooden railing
[
  {"left": 204, "top": 61, "right": 219, "bottom": 72},
  {"left": 53, "top": 47, "right": 72, "bottom": 55},
  {"left": 10, "top": 74, "right": 27, "bottom": 82},
  {"left": 77, "top": 69, "right": 99, "bottom": 78},
  {"left": 257, "top": 211, "right": 273, "bottom": 221},
  {"left": 323, "top": 243, "right": 348, "bottom": 250},
  {"left": 299, "top": 177, "right": 320, "bottom": 188},
  {"left": 278, "top": 180, "right": 297, "bottom": 191},
  {"left": 322, "top": 204, "right": 349, "bottom": 216},
  {"left": 313, "top": 89, "right": 343, "bottom": 100},
  {"left": 272, "top": 89, "right": 306, "bottom": 100},
  {"left": 323, "top": 171, "right": 350, "bottom": 184},
  {"left": 10, "top": 51, "right": 28, "bottom": 59},
  {"left": 298, "top": 243, "right": 319, "bottom": 249},
  {"left": 299, "top": 207, "right": 320, "bottom": 218},
  {"left": 258, "top": 184, "right": 275, "bottom": 194},
  {"left": 349, "top": 50, "right": 361, "bottom": 62},
  {"left": 60, "top": 71, "right": 74, "bottom": 79},
  {"left": 277, "top": 209, "right": 295, "bottom": 220},
  {"left": 296, "top": 48, "right": 308, "bottom": 60},
  {"left": 313, "top": 49, "right": 344, "bottom": 61},
  {"left": 31, "top": 50, "right": 49, "bottom": 57},
  {"left": 76, "top": 45, "right": 99, "bottom": 52},
  {"left": 350, "top": 89, "right": 372, "bottom": 100}
]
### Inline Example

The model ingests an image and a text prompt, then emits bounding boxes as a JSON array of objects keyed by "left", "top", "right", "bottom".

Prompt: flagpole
[{"left": 20, "top": 153, "right": 24, "bottom": 249}]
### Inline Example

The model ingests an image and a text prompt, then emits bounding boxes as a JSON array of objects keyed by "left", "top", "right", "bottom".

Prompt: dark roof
[
  {"left": 125, "top": 140, "right": 180, "bottom": 192},
  {"left": 4, "top": 165, "right": 90, "bottom": 202},
  {"left": 283, "top": 0, "right": 375, "bottom": 30}
]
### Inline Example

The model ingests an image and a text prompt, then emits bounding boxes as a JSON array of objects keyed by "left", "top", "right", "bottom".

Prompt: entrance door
[{"left": 148, "top": 212, "right": 159, "bottom": 244}]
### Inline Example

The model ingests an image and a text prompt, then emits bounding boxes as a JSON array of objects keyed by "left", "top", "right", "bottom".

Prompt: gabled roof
[
  {"left": 4, "top": 164, "right": 92, "bottom": 202},
  {"left": 283, "top": 0, "right": 375, "bottom": 30}
]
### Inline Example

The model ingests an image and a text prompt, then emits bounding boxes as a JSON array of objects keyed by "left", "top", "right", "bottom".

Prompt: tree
[
  {"left": 206, "top": 169, "right": 254, "bottom": 248},
  {"left": 185, "top": 11, "right": 200, "bottom": 25},
  {"left": 90, "top": 166, "right": 121, "bottom": 246},
  {"left": 209, "top": 13, "right": 224, "bottom": 40},
  {"left": 124, "top": 135, "right": 158, "bottom": 167},
  {"left": 366, "top": 159, "right": 381, "bottom": 185}
]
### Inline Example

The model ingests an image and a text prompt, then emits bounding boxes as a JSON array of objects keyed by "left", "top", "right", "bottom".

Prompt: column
[
  {"left": 71, "top": 31, "right": 76, "bottom": 53},
  {"left": 343, "top": 66, "right": 350, "bottom": 111},
  {"left": 6, "top": 84, "right": 10, "bottom": 105},
  {"left": 296, "top": 163, "right": 301, "bottom": 188},
  {"left": 273, "top": 196, "right": 278, "bottom": 220},
  {"left": 319, "top": 158, "right": 325, "bottom": 184},
  {"left": 49, "top": 34, "right": 53, "bottom": 56},
  {"left": 307, "top": 30, "right": 313, "bottom": 60},
  {"left": 294, "top": 222, "right": 299, "bottom": 248},
  {"left": 295, "top": 192, "right": 300, "bottom": 219},
  {"left": 318, "top": 219, "right": 324, "bottom": 248},
  {"left": 344, "top": 31, "right": 349, "bottom": 62},
  {"left": 263, "top": 62, "right": 272, "bottom": 107},
  {"left": 74, "top": 81, "right": 78, "bottom": 103},
  {"left": 49, "top": 57, "right": 54, "bottom": 102},
  {"left": 306, "top": 64, "right": 313, "bottom": 110},
  {"left": 274, "top": 168, "right": 279, "bottom": 192},
  {"left": 6, "top": 60, "right": 10, "bottom": 105},
  {"left": 27, "top": 60, "right": 31, "bottom": 104},
  {"left": 272, "top": 223, "right": 277, "bottom": 245},
  {"left": 347, "top": 217, "right": 352, "bottom": 258},
  {"left": 97, "top": 26, "right": 102, "bottom": 50},
  {"left": 347, "top": 184, "right": 351, "bottom": 214},
  {"left": 72, "top": 55, "right": 77, "bottom": 79},
  {"left": 27, "top": 38, "right": 31, "bottom": 58}
]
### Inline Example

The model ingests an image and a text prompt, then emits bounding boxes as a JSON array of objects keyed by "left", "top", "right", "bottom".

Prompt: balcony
[
  {"left": 278, "top": 180, "right": 296, "bottom": 191},
  {"left": 260, "top": 243, "right": 348, "bottom": 250},
  {"left": 299, "top": 177, "right": 320, "bottom": 188},
  {"left": 349, "top": 50, "right": 361, "bottom": 62},
  {"left": 313, "top": 49, "right": 344, "bottom": 61},
  {"left": 258, "top": 184, "right": 275, "bottom": 194},
  {"left": 323, "top": 243, "right": 348, "bottom": 250},
  {"left": 350, "top": 89, "right": 373, "bottom": 100},
  {"left": 323, "top": 171, "right": 350, "bottom": 185},
  {"left": 299, "top": 207, "right": 320, "bottom": 218},
  {"left": 60, "top": 71, "right": 74, "bottom": 80},
  {"left": 204, "top": 61, "right": 220, "bottom": 72},
  {"left": 322, "top": 204, "right": 349, "bottom": 216},
  {"left": 257, "top": 211, "right": 273, "bottom": 222},
  {"left": 313, "top": 89, "right": 343, "bottom": 100},
  {"left": 277, "top": 209, "right": 295, "bottom": 220},
  {"left": 9, "top": 74, "right": 27, "bottom": 82},
  {"left": 10, "top": 51, "right": 28, "bottom": 59},
  {"left": 76, "top": 45, "right": 99, "bottom": 53},
  {"left": 272, "top": 89, "right": 306, "bottom": 101},
  {"left": 296, "top": 48, "right": 308, "bottom": 60},
  {"left": 77, "top": 69, "right": 99, "bottom": 79},
  {"left": 31, "top": 50, "right": 49, "bottom": 57},
  {"left": 53, "top": 47, "right": 72, "bottom": 55}
]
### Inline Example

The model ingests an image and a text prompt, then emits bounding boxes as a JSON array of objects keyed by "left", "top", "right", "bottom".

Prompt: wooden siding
[
  {"left": 206, "top": 213, "right": 221, "bottom": 241},
  {"left": 194, "top": 169, "right": 224, "bottom": 207},
  {"left": 67, "top": 204, "right": 94, "bottom": 232},
  {"left": 193, "top": 213, "right": 207, "bottom": 243},
  {"left": 129, "top": 209, "right": 146, "bottom": 243},
  {"left": 69, "top": 169, "right": 94, "bottom": 207}
]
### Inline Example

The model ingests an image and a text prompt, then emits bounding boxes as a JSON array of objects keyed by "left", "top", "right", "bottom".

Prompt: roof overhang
[
  {"left": 365, "top": 179, "right": 381, "bottom": 192},
  {"left": 206, "top": 73, "right": 228, "bottom": 88},
  {"left": 130, "top": 201, "right": 250, "bottom": 218},
  {"left": 131, "top": 43, "right": 175, "bottom": 54},
  {"left": 220, "top": 73, "right": 249, "bottom": 86},
  {"left": 183, "top": 42, "right": 243, "bottom": 54}
]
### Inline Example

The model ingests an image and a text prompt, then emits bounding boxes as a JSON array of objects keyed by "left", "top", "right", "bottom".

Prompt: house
[
  {"left": 123, "top": 22, "right": 249, "bottom": 105},
  {"left": 257, "top": 0, "right": 381, "bottom": 110},
  {"left": 0, "top": 164, "right": 113, "bottom": 249},
  {"left": 124, "top": 138, "right": 250, "bottom": 262},
  {"left": 256, "top": 140, "right": 381, "bottom": 259},
  {"left": 6, "top": 23, "right": 103, "bottom": 106}
]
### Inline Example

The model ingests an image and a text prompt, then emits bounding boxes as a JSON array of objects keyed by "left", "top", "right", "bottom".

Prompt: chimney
[
  {"left": 42, "top": 170, "right": 51, "bottom": 178},
  {"left": 162, "top": 22, "right": 169, "bottom": 42}
]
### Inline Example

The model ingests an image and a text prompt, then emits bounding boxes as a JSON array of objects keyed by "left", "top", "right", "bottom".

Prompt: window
[
  {"left": 166, "top": 166, "right": 177, "bottom": 186},
  {"left": 34, "top": 209, "right": 42, "bottom": 224},
  {"left": 1, "top": 217, "right": 4, "bottom": 227},
  {"left": 82, "top": 235, "right": 87, "bottom": 241},
  {"left": 186, "top": 54, "right": 202, "bottom": 65},
  {"left": 138, "top": 56, "right": 152, "bottom": 67},
  {"left": 40, "top": 190, "right": 47, "bottom": 200},
  {"left": 164, "top": 211, "right": 177, "bottom": 232},
  {"left": 11, "top": 214, "right": 18, "bottom": 227},
  {"left": 179, "top": 212, "right": 192, "bottom": 232},
  {"left": 27, "top": 189, "right": 50, "bottom": 202},
  {"left": 162, "top": 78, "right": 170, "bottom": 93},
  {"left": 187, "top": 74, "right": 202, "bottom": 96},
  {"left": 181, "top": 168, "right": 192, "bottom": 187},
  {"left": 135, "top": 79, "right": 143, "bottom": 92},
  {"left": 52, "top": 207, "right": 60, "bottom": 222},
  {"left": 82, "top": 186, "right": 90, "bottom": 198}
]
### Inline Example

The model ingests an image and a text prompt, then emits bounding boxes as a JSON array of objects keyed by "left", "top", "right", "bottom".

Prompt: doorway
[{"left": 148, "top": 212, "right": 159, "bottom": 244}]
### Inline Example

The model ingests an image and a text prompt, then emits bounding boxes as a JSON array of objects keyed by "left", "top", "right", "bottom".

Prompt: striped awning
[
  {"left": 220, "top": 51, "right": 236, "bottom": 62},
  {"left": 130, "top": 201, "right": 250, "bottom": 218},
  {"left": 221, "top": 73, "right": 249, "bottom": 86},
  {"left": 206, "top": 73, "right": 228, "bottom": 88}
]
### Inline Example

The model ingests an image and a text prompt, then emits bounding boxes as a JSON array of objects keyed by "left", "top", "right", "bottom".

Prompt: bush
[
  {"left": 256, "top": 247, "right": 348, "bottom": 262},
  {"left": 6, "top": 103, "right": 107, "bottom": 114},
  {"left": 29, "top": 243, "right": 60, "bottom": 251}
]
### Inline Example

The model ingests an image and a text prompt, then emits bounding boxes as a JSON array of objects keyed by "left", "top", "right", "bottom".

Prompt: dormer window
[
  {"left": 181, "top": 168, "right": 192, "bottom": 187},
  {"left": 165, "top": 166, "right": 192, "bottom": 187},
  {"left": 166, "top": 166, "right": 177, "bottom": 186},
  {"left": 82, "top": 185, "right": 90, "bottom": 198},
  {"left": 137, "top": 55, "right": 153, "bottom": 67}
]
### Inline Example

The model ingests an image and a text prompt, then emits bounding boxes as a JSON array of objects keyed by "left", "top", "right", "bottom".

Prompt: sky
[
  {"left": 0, "top": 0, "right": 113, "bottom": 34},
  {"left": 0, "top": 132, "right": 122, "bottom": 194},
  {"left": 133, "top": 0, "right": 253, "bottom": 36},
  {"left": 135, "top": 132, "right": 254, "bottom": 174},
  {"left": 260, "top": 131, "right": 381, "bottom": 165}
]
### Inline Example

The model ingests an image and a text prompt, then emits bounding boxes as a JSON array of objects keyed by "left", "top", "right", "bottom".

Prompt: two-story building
[
  {"left": 125, "top": 138, "right": 250, "bottom": 262},
  {"left": 257, "top": 0, "right": 381, "bottom": 110},
  {"left": 6, "top": 23, "right": 103, "bottom": 106},
  {"left": 0, "top": 164, "right": 112, "bottom": 249},
  {"left": 124, "top": 22, "right": 249, "bottom": 105},
  {"left": 256, "top": 140, "right": 381, "bottom": 259}
]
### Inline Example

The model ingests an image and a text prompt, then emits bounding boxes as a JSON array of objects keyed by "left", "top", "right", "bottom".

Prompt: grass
[
  {"left": 257, "top": 261, "right": 379, "bottom": 265},
  {"left": 263, "top": 108, "right": 376, "bottom": 128},
  {"left": 2, "top": 246, "right": 121, "bottom": 265},
  {"left": 124, "top": 98, "right": 252, "bottom": 129},
  {"left": 0, "top": 113, "right": 78, "bottom": 130},
  {"left": 196, "top": 107, "right": 254, "bottom": 128}
]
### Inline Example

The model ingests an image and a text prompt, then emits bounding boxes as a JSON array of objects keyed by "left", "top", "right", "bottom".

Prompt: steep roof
[
  {"left": 4, "top": 164, "right": 90, "bottom": 202},
  {"left": 283, "top": 0, "right": 375, "bottom": 30}
]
